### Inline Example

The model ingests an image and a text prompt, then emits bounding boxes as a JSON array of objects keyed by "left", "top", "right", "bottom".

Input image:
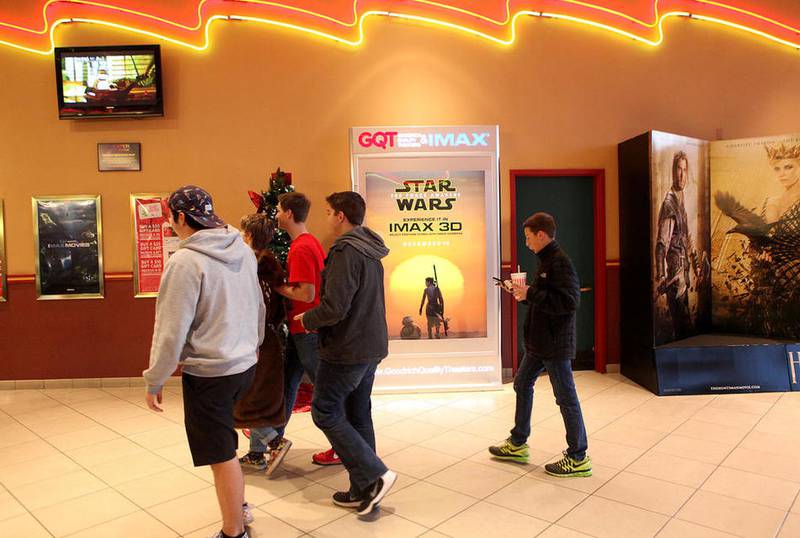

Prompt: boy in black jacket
[
  {"left": 294, "top": 191, "right": 397, "bottom": 516},
  {"left": 489, "top": 212, "right": 591, "bottom": 477}
]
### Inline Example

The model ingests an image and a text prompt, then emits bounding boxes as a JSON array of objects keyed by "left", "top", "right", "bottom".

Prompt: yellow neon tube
[
  {"left": 0, "top": 0, "right": 209, "bottom": 34},
  {"left": 0, "top": 1, "right": 799, "bottom": 55}
]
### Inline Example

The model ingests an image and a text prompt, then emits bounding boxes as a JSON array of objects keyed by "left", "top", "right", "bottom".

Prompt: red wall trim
[
  {"left": 8, "top": 272, "right": 134, "bottom": 284},
  {"left": 509, "top": 169, "right": 608, "bottom": 373},
  {"left": 0, "top": 279, "right": 155, "bottom": 380}
]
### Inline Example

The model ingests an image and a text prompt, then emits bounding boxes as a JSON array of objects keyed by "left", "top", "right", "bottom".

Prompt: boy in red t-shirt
[{"left": 272, "top": 192, "right": 337, "bottom": 473}]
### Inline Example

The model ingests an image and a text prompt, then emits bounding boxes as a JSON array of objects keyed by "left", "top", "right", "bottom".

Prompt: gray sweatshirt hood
[
  {"left": 333, "top": 226, "right": 389, "bottom": 260},
  {"left": 181, "top": 226, "right": 246, "bottom": 268}
]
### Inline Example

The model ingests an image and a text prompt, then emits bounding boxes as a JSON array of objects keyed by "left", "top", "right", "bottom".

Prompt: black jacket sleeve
[
  {"left": 303, "top": 248, "right": 360, "bottom": 331},
  {"left": 525, "top": 256, "right": 580, "bottom": 315}
]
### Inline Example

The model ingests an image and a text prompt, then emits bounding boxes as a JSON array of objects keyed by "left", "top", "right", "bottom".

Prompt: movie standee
[{"left": 351, "top": 125, "right": 501, "bottom": 391}]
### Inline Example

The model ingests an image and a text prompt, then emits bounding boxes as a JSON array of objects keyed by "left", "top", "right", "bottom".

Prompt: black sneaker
[
  {"left": 544, "top": 452, "right": 592, "bottom": 477},
  {"left": 356, "top": 470, "right": 397, "bottom": 516},
  {"left": 332, "top": 490, "right": 362, "bottom": 508},
  {"left": 210, "top": 531, "right": 249, "bottom": 538}
]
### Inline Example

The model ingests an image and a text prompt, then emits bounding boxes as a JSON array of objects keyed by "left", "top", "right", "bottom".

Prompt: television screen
[{"left": 55, "top": 45, "right": 163, "bottom": 119}]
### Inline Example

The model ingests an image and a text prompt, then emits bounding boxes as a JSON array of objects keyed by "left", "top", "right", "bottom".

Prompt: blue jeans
[
  {"left": 247, "top": 333, "right": 319, "bottom": 453},
  {"left": 312, "top": 360, "right": 386, "bottom": 496},
  {"left": 511, "top": 352, "right": 588, "bottom": 460},
  {"left": 276, "top": 332, "right": 320, "bottom": 438},
  {"left": 248, "top": 427, "right": 279, "bottom": 454}
]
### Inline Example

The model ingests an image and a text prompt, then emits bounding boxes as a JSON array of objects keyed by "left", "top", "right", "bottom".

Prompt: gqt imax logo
[{"left": 358, "top": 131, "right": 491, "bottom": 149}]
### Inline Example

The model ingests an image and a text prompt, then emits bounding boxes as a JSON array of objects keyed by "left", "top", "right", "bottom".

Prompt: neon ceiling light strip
[
  {"left": 535, "top": 10, "right": 694, "bottom": 47},
  {"left": 0, "top": 0, "right": 209, "bottom": 34},
  {"left": 412, "top": 0, "right": 657, "bottom": 28},
  {"left": 230, "top": 9, "right": 517, "bottom": 46},
  {"left": 413, "top": 0, "right": 800, "bottom": 34},
  {"left": 690, "top": 13, "right": 800, "bottom": 50},
  {"left": 68, "top": 15, "right": 230, "bottom": 51},
  {"left": 0, "top": 17, "right": 69, "bottom": 55},
  {"left": 0, "top": 1, "right": 799, "bottom": 54},
  {"left": 236, "top": 0, "right": 360, "bottom": 27},
  {"left": 697, "top": 0, "right": 800, "bottom": 35},
  {"left": 228, "top": 12, "right": 374, "bottom": 46}
]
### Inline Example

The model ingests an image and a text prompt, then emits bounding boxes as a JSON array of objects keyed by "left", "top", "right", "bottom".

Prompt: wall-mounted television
[{"left": 55, "top": 45, "right": 163, "bottom": 119}]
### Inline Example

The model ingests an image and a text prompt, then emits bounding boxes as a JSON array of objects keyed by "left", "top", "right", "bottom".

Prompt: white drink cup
[{"left": 510, "top": 272, "right": 527, "bottom": 287}]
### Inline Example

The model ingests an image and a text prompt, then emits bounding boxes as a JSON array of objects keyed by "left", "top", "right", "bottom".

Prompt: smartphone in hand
[{"left": 492, "top": 277, "right": 512, "bottom": 291}]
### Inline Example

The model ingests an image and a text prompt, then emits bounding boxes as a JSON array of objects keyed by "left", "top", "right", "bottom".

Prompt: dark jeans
[
  {"left": 511, "top": 352, "right": 588, "bottom": 460},
  {"left": 312, "top": 360, "right": 387, "bottom": 496},
  {"left": 276, "top": 332, "right": 320, "bottom": 438}
]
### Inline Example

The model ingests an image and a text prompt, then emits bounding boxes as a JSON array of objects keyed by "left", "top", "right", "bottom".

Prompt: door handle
[{"left": 580, "top": 287, "right": 592, "bottom": 293}]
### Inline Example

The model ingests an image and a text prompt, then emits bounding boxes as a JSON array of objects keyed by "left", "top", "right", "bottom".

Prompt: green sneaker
[
  {"left": 488, "top": 438, "right": 530, "bottom": 464},
  {"left": 544, "top": 452, "right": 592, "bottom": 477}
]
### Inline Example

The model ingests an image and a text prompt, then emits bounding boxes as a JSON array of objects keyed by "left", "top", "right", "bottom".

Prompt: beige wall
[{"left": 2, "top": 7, "right": 800, "bottom": 273}]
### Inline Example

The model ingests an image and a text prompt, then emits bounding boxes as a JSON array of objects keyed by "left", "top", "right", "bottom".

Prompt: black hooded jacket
[
  {"left": 303, "top": 226, "right": 390, "bottom": 364},
  {"left": 523, "top": 240, "right": 581, "bottom": 360}
]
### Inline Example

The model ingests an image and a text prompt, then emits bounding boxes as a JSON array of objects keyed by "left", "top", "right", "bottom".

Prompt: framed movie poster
[
  {"left": 131, "top": 193, "right": 179, "bottom": 297},
  {"left": 32, "top": 195, "right": 103, "bottom": 300},
  {"left": 351, "top": 125, "right": 501, "bottom": 392},
  {"left": 0, "top": 200, "right": 6, "bottom": 302}
]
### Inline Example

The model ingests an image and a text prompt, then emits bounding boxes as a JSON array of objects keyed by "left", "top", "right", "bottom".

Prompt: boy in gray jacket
[
  {"left": 143, "top": 185, "right": 265, "bottom": 538},
  {"left": 295, "top": 191, "right": 397, "bottom": 517}
]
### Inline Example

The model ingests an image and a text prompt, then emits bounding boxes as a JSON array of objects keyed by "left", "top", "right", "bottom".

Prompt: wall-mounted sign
[
  {"left": 351, "top": 125, "right": 501, "bottom": 392},
  {"left": 32, "top": 195, "right": 104, "bottom": 300},
  {"left": 131, "top": 194, "right": 179, "bottom": 297},
  {"left": 98, "top": 142, "right": 141, "bottom": 171}
]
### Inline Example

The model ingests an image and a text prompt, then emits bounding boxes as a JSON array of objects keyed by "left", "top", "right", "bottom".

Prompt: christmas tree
[{"left": 247, "top": 167, "right": 294, "bottom": 266}]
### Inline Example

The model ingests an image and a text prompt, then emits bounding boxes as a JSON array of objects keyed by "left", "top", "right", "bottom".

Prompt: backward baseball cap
[{"left": 168, "top": 185, "right": 225, "bottom": 228}]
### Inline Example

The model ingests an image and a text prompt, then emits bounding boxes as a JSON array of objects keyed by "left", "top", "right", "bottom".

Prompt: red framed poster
[{"left": 130, "top": 193, "right": 178, "bottom": 297}]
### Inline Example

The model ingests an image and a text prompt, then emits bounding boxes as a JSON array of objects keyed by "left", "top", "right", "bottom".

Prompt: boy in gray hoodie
[{"left": 143, "top": 185, "right": 265, "bottom": 538}]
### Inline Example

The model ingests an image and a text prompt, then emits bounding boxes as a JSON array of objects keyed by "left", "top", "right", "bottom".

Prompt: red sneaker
[{"left": 312, "top": 448, "right": 342, "bottom": 466}]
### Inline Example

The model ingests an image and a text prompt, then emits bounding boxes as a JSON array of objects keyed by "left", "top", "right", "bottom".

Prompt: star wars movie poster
[
  {"left": 711, "top": 133, "right": 800, "bottom": 339},
  {"left": 131, "top": 194, "right": 179, "bottom": 297},
  {"left": 33, "top": 196, "right": 103, "bottom": 299},
  {"left": 366, "top": 170, "right": 487, "bottom": 341},
  {"left": 651, "top": 132, "right": 711, "bottom": 345}
]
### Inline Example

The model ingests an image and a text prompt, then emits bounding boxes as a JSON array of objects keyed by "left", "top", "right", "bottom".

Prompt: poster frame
[
  {"left": 130, "top": 193, "right": 170, "bottom": 298},
  {"left": 0, "top": 200, "right": 6, "bottom": 302},
  {"left": 32, "top": 194, "right": 104, "bottom": 300},
  {"left": 350, "top": 125, "right": 502, "bottom": 392}
]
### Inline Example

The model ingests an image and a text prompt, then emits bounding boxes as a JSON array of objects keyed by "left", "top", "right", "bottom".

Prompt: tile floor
[{"left": 1, "top": 372, "right": 799, "bottom": 537}]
